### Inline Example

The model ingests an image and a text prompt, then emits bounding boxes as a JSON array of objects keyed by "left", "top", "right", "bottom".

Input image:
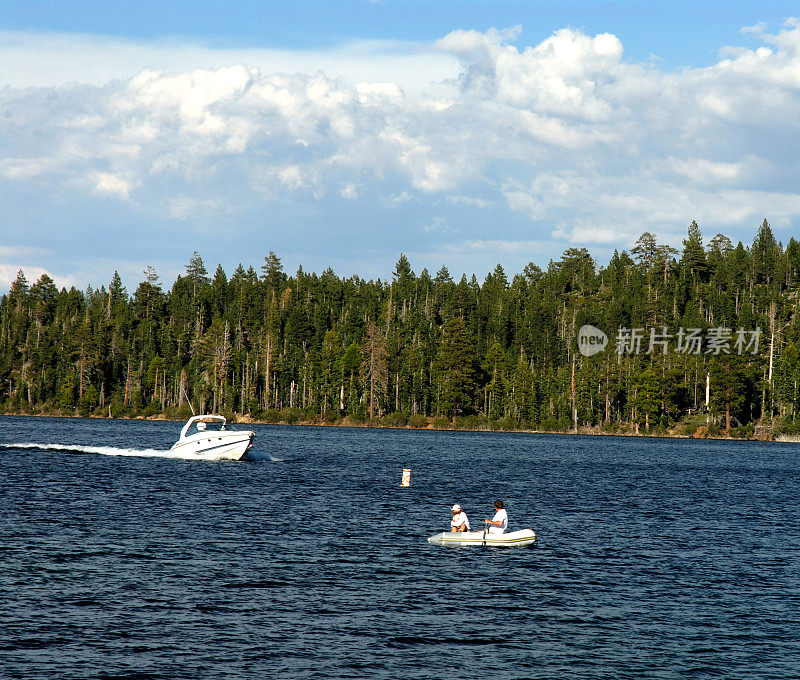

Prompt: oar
[{"left": 482, "top": 520, "right": 489, "bottom": 547}]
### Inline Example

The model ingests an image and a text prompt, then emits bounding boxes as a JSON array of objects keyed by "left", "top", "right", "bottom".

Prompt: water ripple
[{"left": 1, "top": 417, "right": 799, "bottom": 679}]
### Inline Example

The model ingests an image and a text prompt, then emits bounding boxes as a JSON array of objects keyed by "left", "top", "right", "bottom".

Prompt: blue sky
[
  {"left": 2, "top": 1, "right": 800, "bottom": 292},
  {"left": 2, "top": 1, "right": 794, "bottom": 65}
]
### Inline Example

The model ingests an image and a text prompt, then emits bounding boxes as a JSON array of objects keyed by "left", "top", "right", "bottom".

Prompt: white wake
[{"left": 4, "top": 442, "right": 231, "bottom": 461}]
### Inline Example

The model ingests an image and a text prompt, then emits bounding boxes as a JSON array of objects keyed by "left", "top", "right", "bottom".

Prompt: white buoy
[{"left": 401, "top": 468, "right": 411, "bottom": 487}]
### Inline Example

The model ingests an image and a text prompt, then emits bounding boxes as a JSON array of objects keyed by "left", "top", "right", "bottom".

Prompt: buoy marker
[{"left": 401, "top": 468, "right": 411, "bottom": 487}]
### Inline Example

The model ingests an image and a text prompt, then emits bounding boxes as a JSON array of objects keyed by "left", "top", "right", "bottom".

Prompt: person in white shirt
[
  {"left": 485, "top": 499, "right": 508, "bottom": 534},
  {"left": 450, "top": 504, "right": 470, "bottom": 532}
]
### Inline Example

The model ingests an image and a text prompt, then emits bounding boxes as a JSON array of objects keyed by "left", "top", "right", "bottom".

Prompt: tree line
[{"left": 2, "top": 219, "right": 799, "bottom": 437}]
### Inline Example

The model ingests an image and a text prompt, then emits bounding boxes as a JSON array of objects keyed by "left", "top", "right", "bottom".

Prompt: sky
[{"left": 2, "top": 1, "right": 800, "bottom": 293}]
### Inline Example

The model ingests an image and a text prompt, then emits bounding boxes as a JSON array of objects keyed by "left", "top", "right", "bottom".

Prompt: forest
[{"left": 2, "top": 219, "right": 800, "bottom": 438}]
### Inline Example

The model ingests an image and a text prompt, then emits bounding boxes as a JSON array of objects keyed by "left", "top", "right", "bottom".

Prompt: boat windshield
[{"left": 192, "top": 418, "right": 225, "bottom": 435}]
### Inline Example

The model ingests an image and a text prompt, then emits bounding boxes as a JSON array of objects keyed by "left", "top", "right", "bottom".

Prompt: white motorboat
[
  {"left": 170, "top": 415, "right": 255, "bottom": 460},
  {"left": 428, "top": 529, "right": 537, "bottom": 548}
]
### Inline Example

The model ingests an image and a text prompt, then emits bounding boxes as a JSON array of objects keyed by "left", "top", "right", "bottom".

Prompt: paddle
[{"left": 482, "top": 519, "right": 490, "bottom": 547}]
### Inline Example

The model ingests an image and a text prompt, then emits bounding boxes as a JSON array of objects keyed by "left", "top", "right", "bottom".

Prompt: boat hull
[
  {"left": 427, "top": 529, "right": 536, "bottom": 547},
  {"left": 169, "top": 431, "right": 254, "bottom": 460}
]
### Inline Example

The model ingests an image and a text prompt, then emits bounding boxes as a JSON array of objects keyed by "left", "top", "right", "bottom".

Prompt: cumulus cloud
[
  {"left": 423, "top": 217, "right": 455, "bottom": 234},
  {"left": 447, "top": 195, "right": 491, "bottom": 208},
  {"left": 0, "top": 157, "right": 61, "bottom": 179},
  {"left": 2, "top": 21, "right": 800, "bottom": 289},
  {"left": 340, "top": 183, "right": 359, "bottom": 200},
  {"left": 389, "top": 191, "right": 413, "bottom": 205},
  {"left": 167, "top": 196, "right": 228, "bottom": 220},
  {"left": 93, "top": 172, "right": 133, "bottom": 198},
  {"left": 0, "top": 31, "right": 458, "bottom": 92},
  {"left": 0, "top": 263, "right": 76, "bottom": 291}
]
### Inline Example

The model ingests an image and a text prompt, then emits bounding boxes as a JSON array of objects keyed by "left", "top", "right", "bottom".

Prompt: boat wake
[
  {"left": 1, "top": 442, "right": 247, "bottom": 461},
  {"left": 249, "top": 451, "right": 285, "bottom": 462}
]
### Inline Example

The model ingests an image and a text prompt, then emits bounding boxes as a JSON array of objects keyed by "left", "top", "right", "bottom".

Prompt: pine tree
[
  {"left": 775, "top": 341, "right": 800, "bottom": 423},
  {"left": 9, "top": 270, "right": 29, "bottom": 314},
  {"left": 709, "top": 354, "right": 748, "bottom": 431},
  {"left": 0, "top": 225, "right": 788, "bottom": 434},
  {"left": 752, "top": 218, "right": 779, "bottom": 285},
  {"left": 434, "top": 318, "right": 479, "bottom": 419},
  {"left": 185, "top": 251, "right": 209, "bottom": 298},
  {"left": 360, "top": 322, "right": 388, "bottom": 419},
  {"left": 631, "top": 363, "right": 660, "bottom": 431},
  {"left": 261, "top": 251, "right": 285, "bottom": 291},
  {"left": 785, "top": 238, "right": 800, "bottom": 287},
  {"left": 682, "top": 220, "right": 707, "bottom": 281},
  {"left": 631, "top": 232, "right": 658, "bottom": 270}
]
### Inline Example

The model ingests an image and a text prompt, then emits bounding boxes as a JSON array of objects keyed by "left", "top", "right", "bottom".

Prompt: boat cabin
[{"left": 179, "top": 415, "right": 228, "bottom": 440}]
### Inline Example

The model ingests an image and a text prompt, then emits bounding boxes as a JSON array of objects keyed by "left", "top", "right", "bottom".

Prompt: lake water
[{"left": 1, "top": 415, "right": 799, "bottom": 679}]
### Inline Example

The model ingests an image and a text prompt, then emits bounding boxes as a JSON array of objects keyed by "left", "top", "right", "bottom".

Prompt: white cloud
[
  {"left": 340, "top": 182, "right": 359, "bottom": 200},
  {"left": 447, "top": 195, "right": 490, "bottom": 208},
  {"left": 389, "top": 191, "right": 413, "bottom": 205},
  {"left": 356, "top": 81, "right": 404, "bottom": 105},
  {"left": 0, "top": 158, "right": 60, "bottom": 179},
  {"left": 2, "top": 21, "right": 800, "bottom": 287},
  {"left": 552, "top": 223, "right": 631, "bottom": 245},
  {"left": 667, "top": 157, "right": 748, "bottom": 184},
  {"left": 167, "top": 196, "right": 228, "bottom": 220},
  {"left": 93, "top": 172, "right": 133, "bottom": 198},
  {"left": 457, "top": 239, "right": 545, "bottom": 254},
  {"left": 0, "top": 31, "right": 459, "bottom": 93},
  {"left": 278, "top": 165, "right": 305, "bottom": 191},
  {"left": 0, "top": 263, "right": 76, "bottom": 291},
  {"left": 0, "top": 246, "right": 45, "bottom": 258},
  {"left": 423, "top": 217, "right": 455, "bottom": 234}
]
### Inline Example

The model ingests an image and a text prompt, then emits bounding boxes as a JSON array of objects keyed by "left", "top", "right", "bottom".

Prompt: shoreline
[{"left": 1, "top": 410, "right": 792, "bottom": 443}]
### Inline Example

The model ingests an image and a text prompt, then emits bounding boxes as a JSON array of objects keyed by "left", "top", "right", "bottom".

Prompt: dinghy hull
[{"left": 427, "top": 529, "right": 536, "bottom": 547}]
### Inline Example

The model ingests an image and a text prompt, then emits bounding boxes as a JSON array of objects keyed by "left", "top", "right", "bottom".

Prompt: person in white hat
[{"left": 450, "top": 504, "right": 470, "bottom": 532}]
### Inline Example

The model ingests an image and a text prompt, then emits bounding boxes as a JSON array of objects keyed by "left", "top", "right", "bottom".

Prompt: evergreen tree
[
  {"left": 185, "top": 251, "right": 209, "bottom": 297},
  {"left": 0, "top": 218, "right": 791, "bottom": 434},
  {"left": 631, "top": 232, "right": 658, "bottom": 270},
  {"left": 435, "top": 265, "right": 452, "bottom": 284},
  {"left": 775, "top": 341, "right": 800, "bottom": 423},
  {"left": 682, "top": 220, "right": 707, "bottom": 281},
  {"left": 9, "top": 270, "right": 29, "bottom": 313},
  {"left": 785, "top": 238, "right": 800, "bottom": 287},
  {"left": 261, "top": 251, "right": 285, "bottom": 291},
  {"left": 631, "top": 363, "right": 660, "bottom": 431},
  {"left": 434, "top": 318, "right": 479, "bottom": 419},
  {"left": 360, "top": 322, "right": 388, "bottom": 419},
  {"left": 710, "top": 354, "right": 748, "bottom": 431},
  {"left": 752, "top": 218, "right": 779, "bottom": 284}
]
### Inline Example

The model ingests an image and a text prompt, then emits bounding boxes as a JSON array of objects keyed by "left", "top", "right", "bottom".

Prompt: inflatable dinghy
[{"left": 427, "top": 529, "right": 536, "bottom": 547}]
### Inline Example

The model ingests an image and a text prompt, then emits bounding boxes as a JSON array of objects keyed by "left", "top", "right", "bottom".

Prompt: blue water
[{"left": 1, "top": 415, "right": 799, "bottom": 679}]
